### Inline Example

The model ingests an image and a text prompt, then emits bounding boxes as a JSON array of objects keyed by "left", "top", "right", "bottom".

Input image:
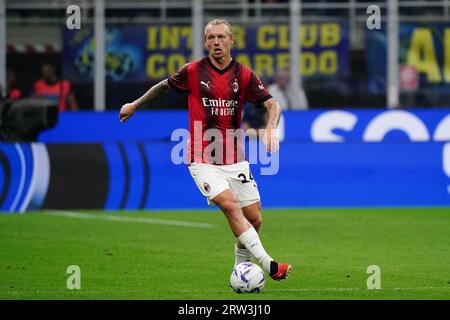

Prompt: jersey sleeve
[
  {"left": 167, "top": 63, "right": 190, "bottom": 93},
  {"left": 245, "top": 71, "right": 272, "bottom": 107}
]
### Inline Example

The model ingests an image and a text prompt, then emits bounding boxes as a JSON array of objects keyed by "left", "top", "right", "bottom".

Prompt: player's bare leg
[
  {"left": 237, "top": 202, "right": 263, "bottom": 249},
  {"left": 212, "top": 190, "right": 271, "bottom": 270},
  {"left": 237, "top": 201, "right": 292, "bottom": 280},
  {"left": 241, "top": 201, "right": 263, "bottom": 234},
  {"left": 212, "top": 189, "right": 252, "bottom": 236},
  {"left": 243, "top": 201, "right": 292, "bottom": 280},
  {"left": 212, "top": 190, "right": 291, "bottom": 280},
  {"left": 234, "top": 201, "right": 262, "bottom": 266}
]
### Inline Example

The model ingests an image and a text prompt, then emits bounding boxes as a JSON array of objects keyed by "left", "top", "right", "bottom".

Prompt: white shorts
[{"left": 188, "top": 161, "right": 261, "bottom": 208}]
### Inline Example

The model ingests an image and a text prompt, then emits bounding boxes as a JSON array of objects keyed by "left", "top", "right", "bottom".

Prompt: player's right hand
[{"left": 119, "top": 102, "right": 137, "bottom": 122}]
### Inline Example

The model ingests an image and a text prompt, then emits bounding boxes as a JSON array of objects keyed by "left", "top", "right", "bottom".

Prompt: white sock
[
  {"left": 237, "top": 227, "right": 273, "bottom": 272},
  {"left": 234, "top": 244, "right": 253, "bottom": 267}
]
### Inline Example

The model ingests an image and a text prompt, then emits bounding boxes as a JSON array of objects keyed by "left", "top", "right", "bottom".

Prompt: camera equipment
[{"left": 0, "top": 97, "right": 59, "bottom": 142}]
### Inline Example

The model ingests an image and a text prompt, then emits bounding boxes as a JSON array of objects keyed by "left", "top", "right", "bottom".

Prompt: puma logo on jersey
[{"left": 200, "top": 81, "right": 210, "bottom": 89}]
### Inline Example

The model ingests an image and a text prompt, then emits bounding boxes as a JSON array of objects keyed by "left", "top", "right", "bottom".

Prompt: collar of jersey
[{"left": 206, "top": 57, "right": 235, "bottom": 75}]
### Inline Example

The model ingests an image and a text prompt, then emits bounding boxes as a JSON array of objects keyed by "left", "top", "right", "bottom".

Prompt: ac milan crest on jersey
[
  {"left": 232, "top": 78, "right": 239, "bottom": 93},
  {"left": 167, "top": 57, "right": 272, "bottom": 165},
  {"left": 203, "top": 182, "right": 211, "bottom": 193}
]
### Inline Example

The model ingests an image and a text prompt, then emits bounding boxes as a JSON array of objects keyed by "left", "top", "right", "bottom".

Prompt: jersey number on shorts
[{"left": 238, "top": 171, "right": 254, "bottom": 184}]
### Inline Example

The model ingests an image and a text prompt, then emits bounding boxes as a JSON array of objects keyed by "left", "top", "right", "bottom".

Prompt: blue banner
[
  {"left": 1, "top": 141, "right": 449, "bottom": 212},
  {"left": 38, "top": 109, "right": 450, "bottom": 143},
  {"left": 2, "top": 109, "right": 449, "bottom": 212},
  {"left": 63, "top": 22, "right": 349, "bottom": 83},
  {"left": 366, "top": 23, "right": 450, "bottom": 94}
]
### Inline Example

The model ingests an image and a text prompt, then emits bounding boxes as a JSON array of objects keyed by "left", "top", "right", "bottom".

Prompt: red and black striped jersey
[{"left": 168, "top": 57, "right": 272, "bottom": 165}]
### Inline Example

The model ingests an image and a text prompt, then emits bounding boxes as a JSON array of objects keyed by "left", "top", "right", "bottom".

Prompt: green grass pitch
[{"left": 1, "top": 208, "right": 449, "bottom": 300}]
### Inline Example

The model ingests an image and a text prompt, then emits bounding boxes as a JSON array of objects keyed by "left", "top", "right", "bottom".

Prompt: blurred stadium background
[{"left": 0, "top": 0, "right": 449, "bottom": 300}]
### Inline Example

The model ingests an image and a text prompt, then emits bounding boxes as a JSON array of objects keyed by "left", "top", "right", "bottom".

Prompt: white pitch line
[{"left": 41, "top": 210, "right": 215, "bottom": 229}]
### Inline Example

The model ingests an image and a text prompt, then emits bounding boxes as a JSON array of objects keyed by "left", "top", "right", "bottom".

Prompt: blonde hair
[{"left": 204, "top": 19, "right": 233, "bottom": 38}]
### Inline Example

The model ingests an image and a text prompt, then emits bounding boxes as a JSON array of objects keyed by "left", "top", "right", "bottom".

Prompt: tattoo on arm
[
  {"left": 134, "top": 79, "right": 171, "bottom": 108},
  {"left": 265, "top": 99, "right": 281, "bottom": 128}
]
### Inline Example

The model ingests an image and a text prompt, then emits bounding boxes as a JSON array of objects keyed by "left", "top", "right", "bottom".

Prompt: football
[{"left": 230, "top": 262, "right": 265, "bottom": 293}]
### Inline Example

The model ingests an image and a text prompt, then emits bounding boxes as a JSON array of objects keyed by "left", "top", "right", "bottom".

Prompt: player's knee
[{"left": 220, "top": 198, "right": 240, "bottom": 216}]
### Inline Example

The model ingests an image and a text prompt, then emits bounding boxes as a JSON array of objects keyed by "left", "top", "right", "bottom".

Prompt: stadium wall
[{"left": 1, "top": 109, "right": 449, "bottom": 212}]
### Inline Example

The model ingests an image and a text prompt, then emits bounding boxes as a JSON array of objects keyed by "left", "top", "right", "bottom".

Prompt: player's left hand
[{"left": 263, "top": 128, "right": 279, "bottom": 153}]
